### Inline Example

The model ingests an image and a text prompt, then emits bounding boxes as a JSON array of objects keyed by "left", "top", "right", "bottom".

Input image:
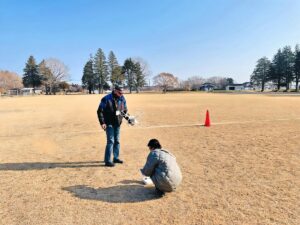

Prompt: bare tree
[
  {"left": 0, "top": 70, "right": 23, "bottom": 93},
  {"left": 179, "top": 80, "right": 191, "bottom": 91},
  {"left": 206, "top": 76, "right": 229, "bottom": 89},
  {"left": 44, "top": 58, "right": 69, "bottom": 94},
  {"left": 131, "top": 57, "right": 150, "bottom": 93},
  {"left": 58, "top": 81, "right": 70, "bottom": 94},
  {"left": 187, "top": 76, "right": 205, "bottom": 90},
  {"left": 45, "top": 58, "right": 69, "bottom": 81},
  {"left": 153, "top": 72, "right": 179, "bottom": 93},
  {"left": 132, "top": 57, "right": 152, "bottom": 79}
]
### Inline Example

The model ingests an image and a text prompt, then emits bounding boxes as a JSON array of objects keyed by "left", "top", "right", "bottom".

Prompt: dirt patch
[{"left": 0, "top": 93, "right": 299, "bottom": 225}]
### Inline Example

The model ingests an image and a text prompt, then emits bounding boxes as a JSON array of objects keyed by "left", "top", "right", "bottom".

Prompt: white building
[
  {"left": 226, "top": 84, "right": 245, "bottom": 91},
  {"left": 7, "top": 88, "right": 21, "bottom": 95},
  {"left": 243, "top": 82, "right": 254, "bottom": 90},
  {"left": 21, "top": 88, "right": 34, "bottom": 95},
  {"left": 21, "top": 88, "right": 42, "bottom": 95},
  {"left": 290, "top": 82, "right": 300, "bottom": 90}
]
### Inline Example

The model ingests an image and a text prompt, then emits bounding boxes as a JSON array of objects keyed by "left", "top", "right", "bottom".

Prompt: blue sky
[{"left": 1, "top": 0, "right": 300, "bottom": 83}]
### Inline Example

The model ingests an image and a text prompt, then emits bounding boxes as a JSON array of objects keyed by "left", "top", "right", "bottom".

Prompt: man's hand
[{"left": 101, "top": 124, "right": 107, "bottom": 130}]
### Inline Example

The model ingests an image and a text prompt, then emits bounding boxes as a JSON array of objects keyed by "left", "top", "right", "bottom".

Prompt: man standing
[{"left": 97, "top": 85, "right": 127, "bottom": 167}]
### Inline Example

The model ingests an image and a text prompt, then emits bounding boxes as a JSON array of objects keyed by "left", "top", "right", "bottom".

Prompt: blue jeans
[{"left": 104, "top": 125, "right": 120, "bottom": 163}]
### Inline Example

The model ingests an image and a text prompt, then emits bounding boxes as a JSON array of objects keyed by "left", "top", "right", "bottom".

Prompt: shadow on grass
[
  {"left": 0, "top": 161, "right": 104, "bottom": 170},
  {"left": 118, "top": 179, "right": 144, "bottom": 185},
  {"left": 62, "top": 184, "right": 161, "bottom": 203}
]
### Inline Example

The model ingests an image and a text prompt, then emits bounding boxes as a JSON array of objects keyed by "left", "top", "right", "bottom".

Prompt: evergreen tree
[
  {"left": 269, "top": 49, "right": 285, "bottom": 90},
  {"left": 94, "top": 48, "right": 109, "bottom": 93},
  {"left": 134, "top": 62, "right": 146, "bottom": 93},
  {"left": 122, "top": 58, "right": 135, "bottom": 93},
  {"left": 22, "top": 56, "right": 42, "bottom": 91},
  {"left": 281, "top": 46, "right": 295, "bottom": 91},
  {"left": 108, "top": 51, "right": 123, "bottom": 85},
  {"left": 82, "top": 59, "right": 95, "bottom": 94},
  {"left": 250, "top": 57, "right": 271, "bottom": 92},
  {"left": 294, "top": 45, "right": 300, "bottom": 92},
  {"left": 226, "top": 78, "right": 234, "bottom": 85},
  {"left": 39, "top": 60, "right": 54, "bottom": 95},
  {"left": 113, "top": 66, "right": 124, "bottom": 85}
]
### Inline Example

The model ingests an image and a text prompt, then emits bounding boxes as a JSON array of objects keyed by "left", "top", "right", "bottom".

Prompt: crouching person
[{"left": 141, "top": 139, "right": 182, "bottom": 194}]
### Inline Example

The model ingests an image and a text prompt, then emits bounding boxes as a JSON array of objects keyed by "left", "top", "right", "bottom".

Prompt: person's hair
[{"left": 147, "top": 139, "right": 162, "bottom": 149}]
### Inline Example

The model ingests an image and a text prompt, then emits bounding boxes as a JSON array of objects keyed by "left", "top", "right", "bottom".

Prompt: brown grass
[{"left": 0, "top": 93, "right": 299, "bottom": 225}]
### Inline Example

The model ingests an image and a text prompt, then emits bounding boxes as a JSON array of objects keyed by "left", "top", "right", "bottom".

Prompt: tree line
[
  {"left": 21, "top": 56, "right": 69, "bottom": 94},
  {"left": 2, "top": 52, "right": 235, "bottom": 95},
  {"left": 82, "top": 48, "right": 148, "bottom": 94},
  {"left": 152, "top": 72, "right": 234, "bottom": 93},
  {"left": 251, "top": 45, "right": 300, "bottom": 92}
]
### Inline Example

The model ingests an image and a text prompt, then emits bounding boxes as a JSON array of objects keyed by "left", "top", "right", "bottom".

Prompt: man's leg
[
  {"left": 113, "top": 125, "right": 122, "bottom": 163},
  {"left": 104, "top": 125, "right": 114, "bottom": 164}
]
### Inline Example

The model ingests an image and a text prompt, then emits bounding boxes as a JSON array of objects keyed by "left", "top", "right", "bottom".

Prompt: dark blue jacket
[{"left": 97, "top": 93, "right": 127, "bottom": 126}]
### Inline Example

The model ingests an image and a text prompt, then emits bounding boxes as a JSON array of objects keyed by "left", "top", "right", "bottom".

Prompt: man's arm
[
  {"left": 97, "top": 98, "right": 106, "bottom": 126},
  {"left": 141, "top": 152, "right": 159, "bottom": 177},
  {"left": 123, "top": 98, "right": 128, "bottom": 114},
  {"left": 120, "top": 98, "right": 133, "bottom": 123}
]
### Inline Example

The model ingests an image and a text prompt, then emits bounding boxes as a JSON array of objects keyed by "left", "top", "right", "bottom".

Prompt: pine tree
[
  {"left": 123, "top": 58, "right": 135, "bottom": 93},
  {"left": 294, "top": 45, "right": 300, "bottom": 92},
  {"left": 134, "top": 62, "right": 146, "bottom": 93},
  {"left": 269, "top": 49, "right": 284, "bottom": 90},
  {"left": 22, "top": 56, "right": 42, "bottom": 91},
  {"left": 250, "top": 57, "right": 271, "bottom": 92},
  {"left": 281, "top": 46, "right": 295, "bottom": 91},
  {"left": 82, "top": 59, "right": 95, "bottom": 94},
  {"left": 39, "top": 60, "right": 54, "bottom": 95},
  {"left": 108, "top": 51, "right": 123, "bottom": 85},
  {"left": 94, "top": 48, "right": 109, "bottom": 93}
]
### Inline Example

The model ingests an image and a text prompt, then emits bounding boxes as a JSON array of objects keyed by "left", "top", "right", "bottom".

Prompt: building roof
[
  {"left": 21, "top": 88, "right": 43, "bottom": 90},
  {"left": 226, "top": 84, "right": 245, "bottom": 87},
  {"left": 200, "top": 83, "right": 215, "bottom": 87}
]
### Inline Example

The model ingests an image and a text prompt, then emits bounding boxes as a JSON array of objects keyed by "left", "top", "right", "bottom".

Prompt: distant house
[
  {"left": 21, "top": 88, "right": 43, "bottom": 95},
  {"left": 21, "top": 88, "right": 34, "bottom": 95},
  {"left": 253, "top": 82, "right": 276, "bottom": 91},
  {"left": 199, "top": 83, "right": 215, "bottom": 91},
  {"left": 7, "top": 88, "right": 21, "bottom": 95},
  {"left": 226, "top": 84, "right": 245, "bottom": 91},
  {"left": 35, "top": 89, "right": 43, "bottom": 94},
  {"left": 290, "top": 82, "right": 300, "bottom": 90},
  {"left": 68, "top": 84, "right": 83, "bottom": 93},
  {"left": 242, "top": 82, "right": 254, "bottom": 90}
]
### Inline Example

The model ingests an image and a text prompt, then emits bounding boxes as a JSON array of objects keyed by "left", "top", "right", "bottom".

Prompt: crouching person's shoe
[
  {"left": 155, "top": 188, "right": 165, "bottom": 197},
  {"left": 113, "top": 158, "right": 123, "bottom": 164},
  {"left": 105, "top": 161, "right": 115, "bottom": 167}
]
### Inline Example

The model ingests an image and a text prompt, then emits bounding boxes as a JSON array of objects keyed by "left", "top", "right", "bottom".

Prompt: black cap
[{"left": 114, "top": 84, "right": 124, "bottom": 91}]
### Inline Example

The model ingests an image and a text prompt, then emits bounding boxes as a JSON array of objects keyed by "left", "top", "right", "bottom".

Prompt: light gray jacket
[{"left": 141, "top": 149, "right": 182, "bottom": 192}]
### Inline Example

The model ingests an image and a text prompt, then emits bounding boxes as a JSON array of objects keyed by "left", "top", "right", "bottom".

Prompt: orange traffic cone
[{"left": 204, "top": 110, "right": 211, "bottom": 127}]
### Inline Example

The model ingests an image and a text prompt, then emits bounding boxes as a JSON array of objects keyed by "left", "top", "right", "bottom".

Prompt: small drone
[{"left": 120, "top": 111, "right": 138, "bottom": 126}]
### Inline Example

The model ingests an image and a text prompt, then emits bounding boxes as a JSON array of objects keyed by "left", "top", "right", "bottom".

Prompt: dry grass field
[{"left": 0, "top": 93, "right": 299, "bottom": 225}]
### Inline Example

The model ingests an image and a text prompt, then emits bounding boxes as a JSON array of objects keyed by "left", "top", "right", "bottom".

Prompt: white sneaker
[{"left": 142, "top": 176, "right": 153, "bottom": 185}]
